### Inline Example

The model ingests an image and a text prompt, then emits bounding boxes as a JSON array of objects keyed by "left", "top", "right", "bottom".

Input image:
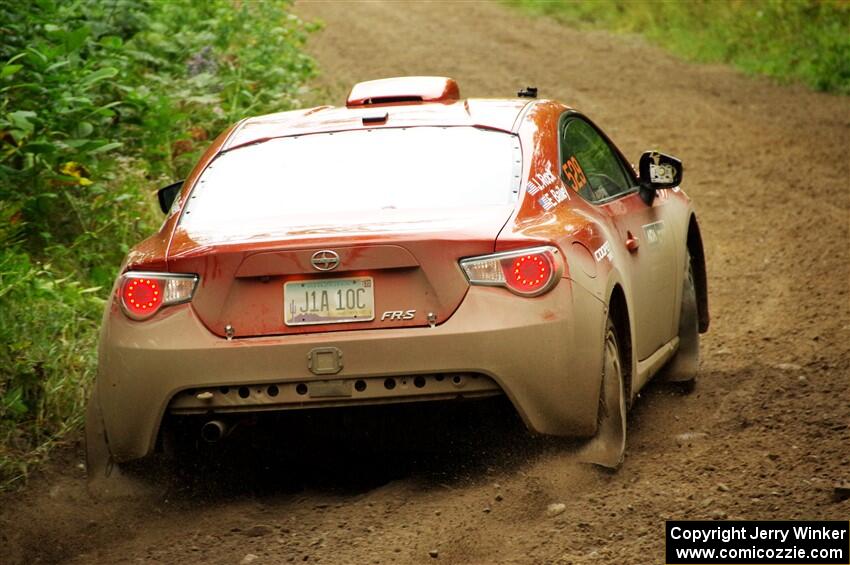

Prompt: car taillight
[
  {"left": 119, "top": 271, "right": 198, "bottom": 320},
  {"left": 459, "top": 246, "right": 561, "bottom": 297}
]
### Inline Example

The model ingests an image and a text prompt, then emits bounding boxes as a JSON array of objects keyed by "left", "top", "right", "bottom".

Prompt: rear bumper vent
[{"left": 168, "top": 373, "right": 501, "bottom": 414}]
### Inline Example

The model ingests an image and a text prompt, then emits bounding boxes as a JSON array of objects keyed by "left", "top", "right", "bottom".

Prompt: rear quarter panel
[
  {"left": 497, "top": 102, "right": 696, "bottom": 403},
  {"left": 495, "top": 101, "right": 621, "bottom": 419}
]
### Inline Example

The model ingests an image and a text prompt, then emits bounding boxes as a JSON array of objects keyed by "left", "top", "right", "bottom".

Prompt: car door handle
[{"left": 625, "top": 231, "right": 640, "bottom": 253}]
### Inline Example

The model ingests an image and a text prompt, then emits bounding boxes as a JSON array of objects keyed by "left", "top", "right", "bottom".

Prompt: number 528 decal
[{"left": 562, "top": 156, "right": 588, "bottom": 193}]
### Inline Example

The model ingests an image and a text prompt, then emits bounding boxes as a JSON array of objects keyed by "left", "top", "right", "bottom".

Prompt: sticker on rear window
[{"left": 562, "top": 156, "right": 588, "bottom": 193}]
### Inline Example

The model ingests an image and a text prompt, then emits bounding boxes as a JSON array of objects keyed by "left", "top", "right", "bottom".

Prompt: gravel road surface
[{"left": 2, "top": 2, "right": 848, "bottom": 563}]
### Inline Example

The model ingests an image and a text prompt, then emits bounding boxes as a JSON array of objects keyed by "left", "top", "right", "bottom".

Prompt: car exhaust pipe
[{"left": 200, "top": 420, "right": 228, "bottom": 443}]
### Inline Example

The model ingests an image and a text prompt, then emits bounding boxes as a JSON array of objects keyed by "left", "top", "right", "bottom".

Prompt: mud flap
[
  {"left": 663, "top": 252, "right": 699, "bottom": 385},
  {"left": 578, "top": 323, "right": 626, "bottom": 469},
  {"left": 85, "top": 386, "right": 162, "bottom": 499}
]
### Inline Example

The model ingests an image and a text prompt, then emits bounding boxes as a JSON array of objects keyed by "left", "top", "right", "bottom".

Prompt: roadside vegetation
[
  {"left": 0, "top": 0, "right": 317, "bottom": 489},
  {"left": 508, "top": 0, "right": 850, "bottom": 95}
]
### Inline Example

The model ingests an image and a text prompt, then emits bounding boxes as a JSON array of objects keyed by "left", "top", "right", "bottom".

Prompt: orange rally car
[{"left": 86, "top": 76, "right": 708, "bottom": 486}]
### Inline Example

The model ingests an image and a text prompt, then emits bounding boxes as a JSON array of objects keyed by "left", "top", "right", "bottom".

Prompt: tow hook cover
[{"left": 308, "top": 347, "right": 343, "bottom": 375}]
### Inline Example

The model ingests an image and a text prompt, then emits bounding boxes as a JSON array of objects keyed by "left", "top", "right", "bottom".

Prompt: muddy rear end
[{"left": 94, "top": 124, "right": 554, "bottom": 461}]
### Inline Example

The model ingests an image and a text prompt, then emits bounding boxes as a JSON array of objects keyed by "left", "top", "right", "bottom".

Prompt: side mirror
[
  {"left": 638, "top": 151, "right": 682, "bottom": 190},
  {"left": 637, "top": 151, "right": 682, "bottom": 205},
  {"left": 156, "top": 180, "right": 183, "bottom": 214}
]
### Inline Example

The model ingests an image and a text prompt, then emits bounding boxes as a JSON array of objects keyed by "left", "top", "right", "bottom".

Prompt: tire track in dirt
[{"left": 2, "top": 2, "right": 848, "bottom": 563}]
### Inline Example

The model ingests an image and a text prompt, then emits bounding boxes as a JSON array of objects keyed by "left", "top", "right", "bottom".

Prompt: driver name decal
[
  {"left": 538, "top": 184, "right": 570, "bottom": 211},
  {"left": 526, "top": 169, "right": 558, "bottom": 196},
  {"left": 531, "top": 167, "right": 570, "bottom": 212}
]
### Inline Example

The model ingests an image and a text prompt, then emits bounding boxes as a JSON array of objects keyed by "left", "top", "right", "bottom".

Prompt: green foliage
[
  {"left": 0, "top": 0, "right": 317, "bottom": 488},
  {"left": 0, "top": 251, "right": 102, "bottom": 484},
  {"left": 507, "top": 0, "right": 850, "bottom": 94}
]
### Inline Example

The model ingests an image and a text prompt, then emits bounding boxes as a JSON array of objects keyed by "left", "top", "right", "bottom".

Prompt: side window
[{"left": 561, "top": 118, "right": 631, "bottom": 203}]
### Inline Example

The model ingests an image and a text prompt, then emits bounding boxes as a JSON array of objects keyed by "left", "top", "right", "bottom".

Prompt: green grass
[
  {"left": 0, "top": 0, "right": 318, "bottom": 489},
  {"left": 507, "top": 0, "right": 850, "bottom": 94}
]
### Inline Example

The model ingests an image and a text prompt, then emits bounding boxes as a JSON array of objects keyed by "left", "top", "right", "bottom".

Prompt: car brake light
[
  {"left": 459, "top": 246, "right": 561, "bottom": 297},
  {"left": 119, "top": 271, "right": 198, "bottom": 320}
]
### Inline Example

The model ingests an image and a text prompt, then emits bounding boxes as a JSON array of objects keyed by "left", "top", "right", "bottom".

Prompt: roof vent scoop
[{"left": 346, "top": 76, "right": 460, "bottom": 108}]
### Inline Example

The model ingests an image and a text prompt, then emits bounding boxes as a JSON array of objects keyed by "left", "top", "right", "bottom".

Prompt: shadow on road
[{"left": 140, "top": 396, "right": 572, "bottom": 502}]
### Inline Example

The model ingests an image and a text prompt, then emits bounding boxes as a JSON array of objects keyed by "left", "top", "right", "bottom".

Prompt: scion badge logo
[{"left": 311, "top": 250, "right": 340, "bottom": 271}]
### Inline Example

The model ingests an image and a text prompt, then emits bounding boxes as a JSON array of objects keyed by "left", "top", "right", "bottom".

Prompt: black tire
[{"left": 662, "top": 251, "right": 700, "bottom": 391}]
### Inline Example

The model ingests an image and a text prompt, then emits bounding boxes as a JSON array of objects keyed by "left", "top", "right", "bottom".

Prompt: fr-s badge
[{"left": 381, "top": 310, "right": 416, "bottom": 321}]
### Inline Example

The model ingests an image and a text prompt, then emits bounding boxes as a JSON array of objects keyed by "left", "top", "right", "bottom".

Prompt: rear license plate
[{"left": 284, "top": 277, "right": 374, "bottom": 326}]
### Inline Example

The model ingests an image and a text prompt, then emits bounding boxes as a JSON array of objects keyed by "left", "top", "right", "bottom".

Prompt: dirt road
[{"left": 2, "top": 2, "right": 849, "bottom": 563}]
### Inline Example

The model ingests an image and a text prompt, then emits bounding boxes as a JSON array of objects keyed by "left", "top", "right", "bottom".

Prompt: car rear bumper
[{"left": 94, "top": 281, "right": 607, "bottom": 462}]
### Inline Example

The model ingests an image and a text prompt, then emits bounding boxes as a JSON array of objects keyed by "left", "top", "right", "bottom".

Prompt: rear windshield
[{"left": 180, "top": 127, "right": 521, "bottom": 229}]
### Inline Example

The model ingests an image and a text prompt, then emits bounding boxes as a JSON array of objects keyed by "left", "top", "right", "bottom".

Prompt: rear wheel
[
  {"left": 662, "top": 251, "right": 700, "bottom": 391},
  {"left": 579, "top": 316, "right": 627, "bottom": 469}
]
